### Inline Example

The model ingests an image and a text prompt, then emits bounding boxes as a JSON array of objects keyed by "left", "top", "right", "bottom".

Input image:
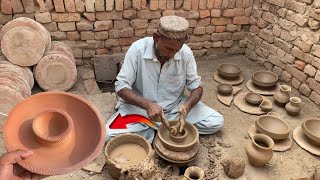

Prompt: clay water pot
[
  {"left": 255, "top": 115, "right": 290, "bottom": 141},
  {"left": 252, "top": 71, "right": 278, "bottom": 88},
  {"left": 217, "top": 84, "right": 233, "bottom": 95},
  {"left": 245, "top": 134, "right": 274, "bottom": 167},
  {"left": 273, "top": 85, "right": 291, "bottom": 106},
  {"left": 105, "top": 133, "right": 153, "bottom": 179},
  {"left": 184, "top": 166, "right": 205, "bottom": 180},
  {"left": 285, "top": 97, "right": 301, "bottom": 116},
  {"left": 259, "top": 100, "right": 273, "bottom": 112},
  {"left": 218, "top": 63, "right": 241, "bottom": 80},
  {"left": 302, "top": 119, "right": 320, "bottom": 147},
  {"left": 245, "top": 92, "right": 263, "bottom": 105}
]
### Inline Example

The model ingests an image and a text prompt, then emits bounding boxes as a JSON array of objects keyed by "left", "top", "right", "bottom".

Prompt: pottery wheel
[
  {"left": 293, "top": 127, "right": 320, "bottom": 156},
  {"left": 246, "top": 80, "right": 279, "bottom": 96},
  {"left": 153, "top": 135, "right": 200, "bottom": 161},
  {"left": 234, "top": 92, "right": 270, "bottom": 115},
  {"left": 213, "top": 71, "right": 244, "bottom": 85},
  {"left": 217, "top": 87, "right": 242, "bottom": 106},
  {"left": 248, "top": 125, "right": 292, "bottom": 152}
]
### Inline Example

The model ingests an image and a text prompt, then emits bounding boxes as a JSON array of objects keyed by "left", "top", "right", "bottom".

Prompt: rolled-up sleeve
[
  {"left": 115, "top": 45, "right": 138, "bottom": 93},
  {"left": 186, "top": 52, "right": 201, "bottom": 91}
]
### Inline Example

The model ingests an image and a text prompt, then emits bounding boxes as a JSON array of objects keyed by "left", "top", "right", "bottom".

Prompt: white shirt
[{"left": 115, "top": 37, "right": 201, "bottom": 112}]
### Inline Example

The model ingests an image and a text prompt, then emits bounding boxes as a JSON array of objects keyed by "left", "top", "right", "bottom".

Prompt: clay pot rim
[
  {"left": 259, "top": 100, "right": 273, "bottom": 112},
  {"left": 184, "top": 166, "right": 205, "bottom": 179},
  {"left": 302, "top": 119, "right": 320, "bottom": 144},
  {"left": 218, "top": 63, "right": 241, "bottom": 78},
  {"left": 255, "top": 115, "right": 290, "bottom": 140},
  {"left": 279, "top": 84, "right": 291, "bottom": 92},
  {"left": 289, "top": 97, "right": 301, "bottom": 104},
  {"left": 252, "top": 134, "right": 274, "bottom": 150},
  {"left": 245, "top": 92, "right": 263, "bottom": 105},
  {"left": 32, "top": 108, "right": 73, "bottom": 143},
  {"left": 252, "top": 71, "right": 278, "bottom": 87},
  {"left": 217, "top": 84, "right": 233, "bottom": 95},
  {"left": 3, "top": 91, "right": 106, "bottom": 175}
]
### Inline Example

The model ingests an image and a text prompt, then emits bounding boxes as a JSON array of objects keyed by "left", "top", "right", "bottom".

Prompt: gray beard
[{"left": 154, "top": 43, "right": 171, "bottom": 62}]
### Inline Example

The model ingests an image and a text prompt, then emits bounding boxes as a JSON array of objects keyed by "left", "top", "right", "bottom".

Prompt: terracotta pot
[
  {"left": 285, "top": 97, "right": 301, "bottom": 116},
  {"left": 273, "top": 85, "right": 291, "bottom": 106},
  {"left": 217, "top": 83, "right": 233, "bottom": 95},
  {"left": 259, "top": 100, "right": 273, "bottom": 112},
  {"left": 184, "top": 166, "right": 205, "bottom": 180},
  {"left": 301, "top": 119, "right": 320, "bottom": 147},
  {"left": 245, "top": 134, "right": 274, "bottom": 167}
]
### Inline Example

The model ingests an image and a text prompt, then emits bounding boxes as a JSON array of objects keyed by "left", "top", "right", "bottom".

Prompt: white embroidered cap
[{"left": 158, "top": 16, "right": 189, "bottom": 39}]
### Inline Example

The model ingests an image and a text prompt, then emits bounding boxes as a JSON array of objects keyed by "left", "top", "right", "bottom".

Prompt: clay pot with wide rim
[
  {"left": 217, "top": 84, "right": 233, "bottom": 95},
  {"left": 255, "top": 115, "right": 290, "bottom": 141},
  {"left": 245, "top": 92, "right": 263, "bottom": 105},
  {"left": 301, "top": 119, "right": 320, "bottom": 147},
  {"left": 285, "top": 97, "right": 301, "bottom": 116},
  {"left": 245, "top": 134, "right": 274, "bottom": 167},
  {"left": 259, "top": 100, "right": 273, "bottom": 112},
  {"left": 184, "top": 166, "right": 205, "bottom": 180},
  {"left": 252, "top": 71, "right": 278, "bottom": 88},
  {"left": 218, "top": 63, "right": 241, "bottom": 80},
  {"left": 273, "top": 85, "right": 291, "bottom": 106},
  {"left": 105, "top": 133, "right": 154, "bottom": 179}
]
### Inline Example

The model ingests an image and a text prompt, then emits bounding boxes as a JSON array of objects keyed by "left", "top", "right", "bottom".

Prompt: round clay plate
[
  {"left": 234, "top": 92, "right": 271, "bottom": 115},
  {"left": 246, "top": 79, "right": 279, "bottom": 96},
  {"left": 293, "top": 127, "right": 320, "bottom": 156},
  {"left": 1, "top": 26, "right": 46, "bottom": 66},
  {"left": 213, "top": 71, "right": 244, "bottom": 85},
  {"left": 3, "top": 92, "right": 106, "bottom": 175}
]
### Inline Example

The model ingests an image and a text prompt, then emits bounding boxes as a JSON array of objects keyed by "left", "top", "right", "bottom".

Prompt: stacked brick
[
  {"left": 246, "top": 0, "right": 320, "bottom": 105},
  {"left": 0, "top": 0, "right": 252, "bottom": 65}
]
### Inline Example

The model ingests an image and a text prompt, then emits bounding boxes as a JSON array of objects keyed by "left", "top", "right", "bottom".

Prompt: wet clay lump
[{"left": 110, "top": 143, "right": 147, "bottom": 168}]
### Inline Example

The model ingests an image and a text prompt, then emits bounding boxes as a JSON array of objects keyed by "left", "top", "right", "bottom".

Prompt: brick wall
[
  {"left": 0, "top": 0, "right": 252, "bottom": 66},
  {"left": 246, "top": 0, "right": 320, "bottom": 105}
]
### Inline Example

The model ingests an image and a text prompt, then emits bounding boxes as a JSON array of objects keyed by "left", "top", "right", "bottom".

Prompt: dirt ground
[{"left": 1, "top": 55, "right": 319, "bottom": 179}]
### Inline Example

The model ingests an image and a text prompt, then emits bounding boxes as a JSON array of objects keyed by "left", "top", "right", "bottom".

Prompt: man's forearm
[
  {"left": 117, "top": 88, "right": 150, "bottom": 110},
  {"left": 184, "top": 86, "right": 203, "bottom": 113}
]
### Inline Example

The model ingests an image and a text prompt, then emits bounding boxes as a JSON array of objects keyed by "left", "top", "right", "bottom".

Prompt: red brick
[
  {"left": 215, "top": 26, "right": 226, "bottom": 32},
  {"left": 132, "top": 0, "right": 140, "bottom": 10},
  {"left": 200, "top": 10, "right": 210, "bottom": 18},
  {"left": 120, "top": 28, "right": 134, "bottom": 37},
  {"left": 286, "top": 65, "right": 308, "bottom": 82},
  {"left": 58, "top": 22, "right": 76, "bottom": 31},
  {"left": 147, "top": 29, "right": 157, "bottom": 35},
  {"left": 95, "top": 31, "right": 109, "bottom": 40},
  {"left": 214, "top": 0, "right": 222, "bottom": 8},
  {"left": 64, "top": 0, "right": 76, "bottom": 12},
  {"left": 95, "top": 0, "right": 105, "bottom": 11},
  {"left": 105, "top": 0, "right": 114, "bottom": 10},
  {"left": 199, "top": 0, "right": 206, "bottom": 9},
  {"left": 96, "top": 11, "right": 122, "bottom": 20},
  {"left": 43, "top": 22, "right": 58, "bottom": 31},
  {"left": 137, "top": 10, "right": 161, "bottom": 19},
  {"left": 53, "top": 0, "right": 65, "bottom": 12},
  {"left": 211, "top": 18, "right": 232, "bottom": 25},
  {"left": 83, "top": 13, "right": 95, "bottom": 21},
  {"left": 149, "top": 0, "right": 159, "bottom": 10},
  {"left": 115, "top": 0, "right": 124, "bottom": 11},
  {"left": 80, "top": 31, "right": 94, "bottom": 40},
  {"left": 236, "top": 0, "right": 242, "bottom": 7},
  {"left": 294, "top": 60, "right": 306, "bottom": 70},
  {"left": 124, "top": 0, "right": 132, "bottom": 9},
  {"left": 94, "top": 21, "right": 113, "bottom": 31},
  {"left": 222, "top": 8, "right": 244, "bottom": 17},
  {"left": 141, "top": 0, "right": 147, "bottom": 9},
  {"left": 114, "top": 20, "right": 130, "bottom": 29},
  {"left": 207, "top": 0, "right": 214, "bottom": 9},
  {"left": 310, "top": 91, "right": 320, "bottom": 105},
  {"left": 52, "top": 13, "right": 81, "bottom": 22},
  {"left": 75, "top": 0, "right": 85, "bottom": 12},
  {"left": 22, "top": 0, "right": 35, "bottom": 13},
  {"left": 67, "top": 31, "right": 80, "bottom": 40},
  {"left": 96, "top": 49, "right": 108, "bottom": 55},
  {"left": 307, "top": 78, "right": 320, "bottom": 95},
  {"left": 167, "top": 0, "right": 175, "bottom": 9},
  {"left": 119, "top": 37, "right": 139, "bottom": 46},
  {"left": 45, "top": 0, "right": 54, "bottom": 11},
  {"left": 35, "top": 12, "right": 51, "bottom": 23},
  {"left": 11, "top": 0, "right": 24, "bottom": 13},
  {"left": 175, "top": 0, "right": 184, "bottom": 8},
  {"left": 85, "top": 0, "right": 95, "bottom": 12},
  {"left": 123, "top": 10, "right": 137, "bottom": 19},
  {"left": 1, "top": 0, "right": 12, "bottom": 14},
  {"left": 50, "top": 31, "right": 66, "bottom": 40},
  {"left": 183, "top": 0, "right": 192, "bottom": 10},
  {"left": 191, "top": 0, "right": 199, "bottom": 10},
  {"left": 130, "top": 19, "right": 148, "bottom": 29},
  {"left": 135, "top": 29, "right": 146, "bottom": 37},
  {"left": 159, "top": 0, "right": 166, "bottom": 10},
  {"left": 163, "top": 10, "right": 175, "bottom": 16},
  {"left": 105, "top": 39, "right": 120, "bottom": 47},
  {"left": 233, "top": 16, "right": 250, "bottom": 24}
]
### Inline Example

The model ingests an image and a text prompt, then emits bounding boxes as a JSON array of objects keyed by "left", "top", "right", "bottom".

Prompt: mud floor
[{"left": 0, "top": 55, "right": 319, "bottom": 179}]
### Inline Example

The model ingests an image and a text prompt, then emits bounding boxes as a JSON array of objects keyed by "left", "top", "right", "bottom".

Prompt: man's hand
[
  {"left": 0, "top": 150, "right": 43, "bottom": 180},
  {"left": 145, "top": 101, "right": 163, "bottom": 122},
  {"left": 177, "top": 104, "right": 187, "bottom": 133}
]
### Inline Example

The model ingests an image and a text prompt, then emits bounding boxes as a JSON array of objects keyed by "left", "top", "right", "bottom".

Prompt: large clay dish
[
  {"left": 3, "top": 91, "right": 106, "bottom": 175},
  {"left": 157, "top": 121, "right": 199, "bottom": 152},
  {"left": 302, "top": 119, "right": 320, "bottom": 146},
  {"left": 252, "top": 71, "right": 278, "bottom": 88},
  {"left": 218, "top": 63, "right": 241, "bottom": 79},
  {"left": 255, "top": 115, "right": 290, "bottom": 141}
]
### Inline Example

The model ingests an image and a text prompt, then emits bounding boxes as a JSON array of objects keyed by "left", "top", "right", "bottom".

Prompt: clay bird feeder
[
  {"left": 252, "top": 71, "right": 278, "bottom": 88},
  {"left": 3, "top": 91, "right": 106, "bottom": 175},
  {"left": 302, "top": 119, "right": 320, "bottom": 147},
  {"left": 217, "top": 84, "right": 233, "bottom": 96},
  {"left": 245, "top": 92, "right": 263, "bottom": 105},
  {"left": 218, "top": 63, "right": 241, "bottom": 80},
  {"left": 255, "top": 115, "right": 290, "bottom": 141}
]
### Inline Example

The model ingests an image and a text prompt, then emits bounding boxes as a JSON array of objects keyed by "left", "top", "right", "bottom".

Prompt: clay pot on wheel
[
  {"left": 184, "top": 166, "right": 205, "bottom": 180},
  {"left": 273, "top": 85, "right": 291, "bottom": 106},
  {"left": 245, "top": 134, "right": 274, "bottom": 167},
  {"left": 285, "top": 97, "right": 301, "bottom": 116}
]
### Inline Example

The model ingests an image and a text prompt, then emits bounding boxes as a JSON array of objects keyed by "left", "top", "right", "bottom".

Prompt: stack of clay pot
[{"left": 153, "top": 121, "right": 200, "bottom": 166}]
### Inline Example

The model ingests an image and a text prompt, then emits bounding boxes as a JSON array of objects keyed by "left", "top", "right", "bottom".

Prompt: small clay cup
[
  {"left": 217, "top": 84, "right": 233, "bottom": 95},
  {"left": 218, "top": 63, "right": 241, "bottom": 80},
  {"left": 184, "top": 166, "right": 205, "bottom": 180},
  {"left": 252, "top": 71, "right": 278, "bottom": 88},
  {"left": 259, "top": 100, "right": 273, "bottom": 112},
  {"left": 170, "top": 129, "right": 188, "bottom": 143},
  {"left": 245, "top": 92, "right": 263, "bottom": 105},
  {"left": 302, "top": 119, "right": 320, "bottom": 147},
  {"left": 255, "top": 115, "right": 290, "bottom": 141},
  {"left": 32, "top": 109, "right": 73, "bottom": 145}
]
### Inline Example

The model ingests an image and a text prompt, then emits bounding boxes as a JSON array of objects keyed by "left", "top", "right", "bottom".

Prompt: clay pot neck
[
  {"left": 279, "top": 85, "right": 291, "bottom": 92},
  {"left": 289, "top": 97, "right": 301, "bottom": 105},
  {"left": 184, "top": 166, "right": 205, "bottom": 180},
  {"left": 169, "top": 128, "right": 188, "bottom": 143},
  {"left": 252, "top": 134, "right": 274, "bottom": 151},
  {"left": 32, "top": 109, "right": 73, "bottom": 145}
]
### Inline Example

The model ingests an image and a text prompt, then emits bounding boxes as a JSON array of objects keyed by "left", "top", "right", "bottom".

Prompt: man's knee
[{"left": 195, "top": 112, "right": 224, "bottom": 134}]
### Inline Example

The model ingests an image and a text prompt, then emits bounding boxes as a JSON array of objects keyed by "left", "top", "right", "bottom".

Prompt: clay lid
[
  {"left": 255, "top": 115, "right": 290, "bottom": 141},
  {"left": 302, "top": 119, "right": 320, "bottom": 146},
  {"left": 252, "top": 71, "right": 278, "bottom": 88},
  {"left": 157, "top": 121, "right": 199, "bottom": 152},
  {"left": 3, "top": 91, "right": 106, "bottom": 175},
  {"left": 245, "top": 92, "right": 263, "bottom": 105},
  {"left": 217, "top": 84, "right": 233, "bottom": 96},
  {"left": 218, "top": 63, "right": 241, "bottom": 80}
]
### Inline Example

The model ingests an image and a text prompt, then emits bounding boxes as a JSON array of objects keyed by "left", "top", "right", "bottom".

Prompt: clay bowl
[
  {"left": 301, "top": 119, "right": 320, "bottom": 147},
  {"left": 245, "top": 92, "right": 263, "bottom": 105},
  {"left": 259, "top": 100, "right": 273, "bottom": 112},
  {"left": 217, "top": 84, "right": 233, "bottom": 95},
  {"left": 255, "top": 115, "right": 290, "bottom": 141},
  {"left": 252, "top": 71, "right": 278, "bottom": 88},
  {"left": 158, "top": 121, "right": 199, "bottom": 152},
  {"left": 218, "top": 63, "right": 241, "bottom": 80},
  {"left": 184, "top": 166, "right": 205, "bottom": 180},
  {"left": 105, "top": 133, "right": 153, "bottom": 179}
]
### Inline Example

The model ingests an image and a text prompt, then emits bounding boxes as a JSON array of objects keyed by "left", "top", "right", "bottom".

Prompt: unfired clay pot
[
  {"left": 273, "top": 85, "right": 291, "bottom": 106},
  {"left": 285, "top": 97, "right": 301, "bottom": 116},
  {"left": 217, "top": 83, "right": 233, "bottom": 95},
  {"left": 255, "top": 115, "right": 290, "bottom": 141},
  {"left": 302, "top": 119, "right": 320, "bottom": 147},
  {"left": 252, "top": 71, "right": 278, "bottom": 88},
  {"left": 184, "top": 166, "right": 205, "bottom": 180},
  {"left": 259, "top": 100, "right": 273, "bottom": 112},
  {"left": 245, "top": 134, "right": 274, "bottom": 167},
  {"left": 218, "top": 63, "right": 241, "bottom": 80},
  {"left": 245, "top": 92, "right": 263, "bottom": 105}
]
